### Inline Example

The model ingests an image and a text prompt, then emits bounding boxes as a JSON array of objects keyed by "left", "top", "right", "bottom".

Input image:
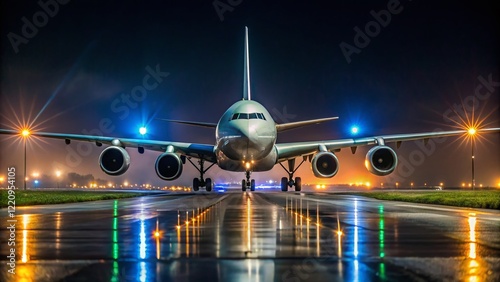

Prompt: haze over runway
[{"left": 1, "top": 191, "right": 499, "bottom": 281}]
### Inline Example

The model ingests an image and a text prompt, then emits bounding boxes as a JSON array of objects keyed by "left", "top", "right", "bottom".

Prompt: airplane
[{"left": 1, "top": 27, "right": 499, "bottom": 192}]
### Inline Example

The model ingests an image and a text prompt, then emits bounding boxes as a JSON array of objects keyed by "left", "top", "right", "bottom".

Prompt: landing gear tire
[
  {"left": 294, "top": 177, "right": 302, "bottom": 192},
  {"left": 250, "top": 179, "right": 255, "bottom": 191},
  {"left": 193, "top": 178, "right": 200, "bottom": 192},
  {"left": 281, "top": 177, "right": 288, "bottom": 192},
  {"left": 279, "top": 158, "right": 306, "bottom": 192},
  {"left": 242, "top": 180, "right": 247, "bottom": 191},
  {"left": 187, "top": 157, "right": 215, "bottom": 192},
  {"left": 205, "top": 178, "right": 212, "bottom": 192}
]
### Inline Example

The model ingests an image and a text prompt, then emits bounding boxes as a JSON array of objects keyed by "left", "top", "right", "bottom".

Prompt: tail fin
[{"left": 243, "top": 26, "right": 251, "bottom": 100}]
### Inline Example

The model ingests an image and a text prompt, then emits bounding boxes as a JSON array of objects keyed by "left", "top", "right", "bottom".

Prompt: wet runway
[{"left": 1, "top": 191, "right": 500, "bottom": 281}]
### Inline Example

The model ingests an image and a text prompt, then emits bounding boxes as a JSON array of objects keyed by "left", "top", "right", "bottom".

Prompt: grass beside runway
[
  {"left": 355, "top": 191, "right": 500, "bottom": 209},
  {"left": 0, "top": 190, "right": 148, "bottom": 207}
]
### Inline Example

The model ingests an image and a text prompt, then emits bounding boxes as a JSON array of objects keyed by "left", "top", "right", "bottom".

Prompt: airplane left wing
[
  {"left": 275, "top": 127, "right": 500, "bottom": 162},
  {"left": 0, "top": 129, "right": 217, "bottom": 162}
]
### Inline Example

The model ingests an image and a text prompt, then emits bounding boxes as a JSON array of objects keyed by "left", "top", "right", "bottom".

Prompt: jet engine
[
  {"left": 365, "top": 146, "right": 397, "bottom": 176},
  {"left": 155, "top": 153, "right": 183, "bottom": 180},
  {"left": 99, "top": 146, "right": 130, "bottom": 176},
  {"left": 311, "top": 152, "right": 339, "bottom": 178}
]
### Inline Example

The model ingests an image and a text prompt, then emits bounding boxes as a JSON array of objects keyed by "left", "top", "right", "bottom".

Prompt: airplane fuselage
[{"left": 215, "top": 100, "right": 278, "bottom": 171}]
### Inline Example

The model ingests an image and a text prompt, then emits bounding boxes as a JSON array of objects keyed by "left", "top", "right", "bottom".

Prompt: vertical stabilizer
[{"left": 243, "top": 26, "right": 251, "bottom": 100}]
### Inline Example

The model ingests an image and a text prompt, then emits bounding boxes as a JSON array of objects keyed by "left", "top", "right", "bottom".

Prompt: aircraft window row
[{"left": 231, "top": 113, "right": 266, "bottom": 120}]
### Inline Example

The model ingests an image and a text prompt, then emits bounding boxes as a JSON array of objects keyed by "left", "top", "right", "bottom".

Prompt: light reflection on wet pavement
[{"left": 1, "top": 192, "right": 499, "bottom": 281}]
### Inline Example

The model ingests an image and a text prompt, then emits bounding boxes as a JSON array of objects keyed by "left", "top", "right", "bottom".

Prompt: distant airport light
[
  {"left": 139, "top": 127, "right": 147, "bottom": 135},
  {"left": 351, "top": 126, "right": 359, "bottom": 135},
  {"left": 468, "top": 128, "right": 477, "bottom": 135}
]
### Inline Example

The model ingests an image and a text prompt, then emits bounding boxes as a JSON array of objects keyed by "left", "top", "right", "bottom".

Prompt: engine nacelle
[
  {"left": 311, "top": 152, "right": 339, "bottom": 178},
  {"left": 365, "top": 146, "right": 398, "bottom": 176},
  {"left": 99, "top": 146, "right": 130, "bottom": 176},
  {"left": 155, "top": 153, "right": 183, "bottom": 180}
]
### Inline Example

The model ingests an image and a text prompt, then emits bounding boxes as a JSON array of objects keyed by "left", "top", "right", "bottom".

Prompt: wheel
[
  {"left": 242, "top": 180, "right": 247, "bottom": 191},
  {"left": 193, "top": 178, "right": 200, "bottom": 191},
  {"left": 295, "top": 177, "right": 302, "bottom": 192},
  {"left": 281, "top": 177, "right": 288, "bottom": 192},
  {"left": 205, "top": 178, "right": 212, "bottom": 192},
  {"left": 250, "top": 179, "right": 255, "bottom": 191}
]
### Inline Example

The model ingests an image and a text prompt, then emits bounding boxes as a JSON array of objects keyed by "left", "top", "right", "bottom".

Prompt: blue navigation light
[
  {"left": 351, "top": 126, "right": 359, "bottom": 135},
  {"left": 139, "top": 127, "right": 147, "bottom": 135}
]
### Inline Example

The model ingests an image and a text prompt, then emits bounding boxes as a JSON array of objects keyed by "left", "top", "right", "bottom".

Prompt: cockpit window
[{"left": 231, "top": 112, "right": 266, "bottom": 120}]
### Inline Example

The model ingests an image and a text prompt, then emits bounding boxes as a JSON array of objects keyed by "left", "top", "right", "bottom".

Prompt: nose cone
[{"left": 220, "top": 120, "right": 275, "bottom": 161}]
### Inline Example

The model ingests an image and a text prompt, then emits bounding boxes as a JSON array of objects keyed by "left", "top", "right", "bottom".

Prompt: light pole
[
  {"left": 22, "top": 129, "right": 30, "bottom": 190},
  {"left": 468, "top": 128, "right": 476, "bottom": 190},
  {"left": 55, "top": 170, "right": 61, "bottom": 188},
  {"left": 471, "top": 136, "right": 475, "bottom": 190}
]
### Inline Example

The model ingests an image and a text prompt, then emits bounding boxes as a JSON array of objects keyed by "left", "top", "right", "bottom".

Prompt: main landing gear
[
  {"left": 187, "top": 157, "right": 216, "bottom": 192},
  {"left": 242, "top": 170, "right": 256, "bottom": 192},
  {"left": 279, "top": 158, "right": 304, "bottom": 192}
]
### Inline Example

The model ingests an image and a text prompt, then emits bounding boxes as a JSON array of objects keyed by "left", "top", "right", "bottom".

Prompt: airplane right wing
[{"left": 275, "top": 127, "right": 500, "bottom": 162}]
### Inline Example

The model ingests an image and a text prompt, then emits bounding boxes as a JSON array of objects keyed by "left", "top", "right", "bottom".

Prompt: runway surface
[{"left": 1, "top": 191, "right": 500, "bottom": 281}]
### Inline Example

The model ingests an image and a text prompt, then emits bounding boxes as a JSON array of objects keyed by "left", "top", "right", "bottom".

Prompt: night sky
[{"left": 1, "top": 0, "right": 499, "bottom": 187}]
